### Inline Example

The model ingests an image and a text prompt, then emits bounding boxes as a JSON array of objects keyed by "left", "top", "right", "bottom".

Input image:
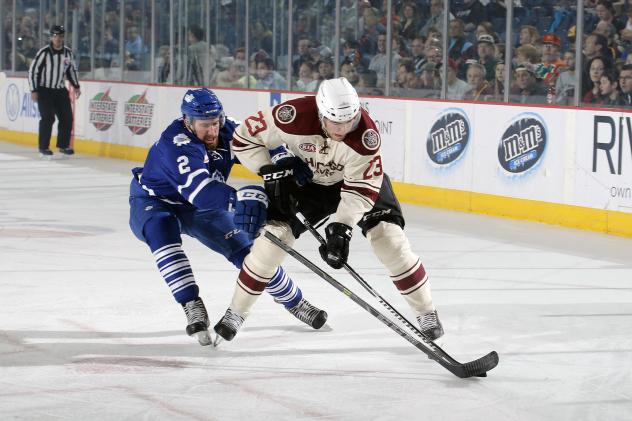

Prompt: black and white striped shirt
[{"left": 28, "top": 43, "right": 80, "bottom": 92}]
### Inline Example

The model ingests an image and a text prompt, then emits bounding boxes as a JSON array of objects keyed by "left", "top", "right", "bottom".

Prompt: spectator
[
  {"left": 317, "top": 56, "right": 335, "bottom": 81},
  {"left": 418, "top": 62, "right": 441, "bottom": 97},
  {"left": 492, "top": 60, "right": 505, "bottom": 101},
  {"left": 410, "top": 36, "right": 427, "bottom": 75},
  {"left": 124, "top": 25, "right": 147, "bottom": 69},
  {"left": 342, "top": 39, "right": 368, "bottom": 71},
  {"left": 452, "top": 0, "right": 487, "bottom": 32},
  {"left": 394, "top": 59, "right": 415, "bottom": 90},
  {"left": 556, "top": 50, "right": 577, "bottom": 105},
  {"left": 358, "top": 7, "right": 385, "bottom": 56},
  {"left": 399, "top": 2, "right": 421, "bottom": 42},
  {"left": 157, "top": 45, "right": 172, "bottom": 83},
  {"left": 255, "top": 57, "right": 286, "bottom": 90},
  {"left": 599, "top": 70, "right": 621, "bottom": 106},
  {"left": 595, "top": 0, "right": 624, "bottom": 33},
  {"left": 341, "top": 60, "right": 360, "bottom": 86},
  {"left": 583, "top": 56, "right": 607, "bottom": 103},
  {"left": 356, "top": 69, "right": 384, "bottom": 95},
  {"left": 510, "top": 64, "right": 547, "bottom": 104},
  {"left": 619, "top": 7, "right": 632, "bottom": 56},
  {"left": 186, "top": 25, "right": 213, "bottom": 85},
  {"left": 538, "top": 34, "right": 566, "bottom": 88},
  {"left": 494, "top": 42, "right": 505, "bottom": 62},
  {"left": 518, "top": 25, "right": 539, "bottom": 48},
  {"left": 212, "top": 57, "right": 245, "bottom": 89},
  {"left": 448, "top": 19, "right": 475, "bottom": 78},
  {"left": 419, "top": 0, "right": 453, "bottom": 37},
  {"left": 463, "top": 62, "right": 493, "bottom": 101},
  {"left": 515, "top": 44, "right": 540, "bottom": 66},
  {"left": 369, "top": 33, "right": 401, "bottom": 88},
  {"left": 447, "top": 59, "right": 470, "bottom": 100},
  {"left": 476, "top": 34, "right": 497, "bottom": 81},
  {"left": 617, "top": 64, "right": 632, "bottom": 106},
  {"left": 584, "top": 33, "right": 613, "bottom": 66},
  {"left": 296, "top": 62, "right": 319, "bottom": 92},
  {"left": 292, "top": 37, "right": 312, "bottom": 75},
  {"left": 476, "top": 21, "right": 498, "bottom": 43}
]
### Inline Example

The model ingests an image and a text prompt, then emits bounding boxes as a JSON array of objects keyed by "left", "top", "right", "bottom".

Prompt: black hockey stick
[
  {"left": 263, "top": 230, "right": 498, "bottom": 379},
  {"left": 295, "top": 213, "right": 464, "bottom": 365}
]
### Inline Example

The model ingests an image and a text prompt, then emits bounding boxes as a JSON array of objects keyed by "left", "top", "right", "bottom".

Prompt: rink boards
[{"left": 1, "top": 76, "right": 631, "bottom": 237}]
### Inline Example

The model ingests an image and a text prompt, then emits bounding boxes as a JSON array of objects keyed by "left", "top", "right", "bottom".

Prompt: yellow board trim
[{"left": 3, "top": 129, "right": 631, "bottom": 238}]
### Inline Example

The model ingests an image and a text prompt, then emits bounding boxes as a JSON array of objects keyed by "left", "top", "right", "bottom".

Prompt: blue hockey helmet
[{"left": 181, "top": 88, "right": 225, "bottom": 125}]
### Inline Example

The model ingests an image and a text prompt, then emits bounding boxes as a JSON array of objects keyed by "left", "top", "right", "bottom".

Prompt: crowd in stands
[{"left": 6, "top": 0, "right": 632, "bottom": 107}]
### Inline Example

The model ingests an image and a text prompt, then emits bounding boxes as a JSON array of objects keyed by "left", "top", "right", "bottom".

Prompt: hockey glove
[
  {"left": 319, "top": 222, "right": 352, "bottom": 269},
  {"left": 259, "top": 157, "right": 310, "bottom": 217},
  {"left": 270, "top": 149, "right": 313, "bottom": 186},
  {"left": 233, "top": 185, "right": 269, "bottom": 240}
]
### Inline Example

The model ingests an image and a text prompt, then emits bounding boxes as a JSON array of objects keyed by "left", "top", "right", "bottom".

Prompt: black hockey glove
[
  {"left": 319, "top": 222, "right": 352, "bottom": 269},
  {"left": 259, "top": 158, "right": 304, "bottom": 217}
]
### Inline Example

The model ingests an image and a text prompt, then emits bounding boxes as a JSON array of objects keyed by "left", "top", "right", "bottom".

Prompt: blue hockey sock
[
  {"left": 152, "top": 243, "right": 198, "bottom": 304},
  {"left": 145, "top": 216, "right": 198, "bottom": 304},
  {"left": 265, "top": 267, "right": 302, "bottom": 308}
]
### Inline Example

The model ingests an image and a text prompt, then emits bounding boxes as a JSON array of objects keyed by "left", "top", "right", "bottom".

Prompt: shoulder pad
[
  {"left": 271, "top": 97, "right": 322, "bottom": 135},
  {"left": 342, "top": 108, "right": 381, "bottom": 156}
]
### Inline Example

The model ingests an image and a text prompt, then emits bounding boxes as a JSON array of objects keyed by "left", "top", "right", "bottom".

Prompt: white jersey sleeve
[{"left": 232, "top": 108, "right": 286, "bottom": 173}]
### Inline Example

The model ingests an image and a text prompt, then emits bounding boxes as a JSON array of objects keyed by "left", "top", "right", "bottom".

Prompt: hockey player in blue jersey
[{"left": 129, "top": 88, "right": 327, "bottom": 346}]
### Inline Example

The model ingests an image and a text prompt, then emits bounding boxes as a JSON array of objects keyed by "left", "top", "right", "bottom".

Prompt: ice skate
[
  {"left": 39, "top": 149, "right": 53, "bottom": 159},
  {"left": 213, "top": 307, "right": 245, "bottom": 343},
  {"left": 417, "top": 309, "right": 444, "bottom": 340},
  {"left": 58, "top": 147, "right": 75, "bottom": 158},
  {"left": 182, "top": 297, "right": 212, "bottom": 346},
  {"left": 287, "top": 298, "right": 327, "bottom": 329}
]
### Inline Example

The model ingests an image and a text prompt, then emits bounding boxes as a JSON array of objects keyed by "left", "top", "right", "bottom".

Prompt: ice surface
[{"left": 0, "top": 142, "right": 631, "bottom": 420}]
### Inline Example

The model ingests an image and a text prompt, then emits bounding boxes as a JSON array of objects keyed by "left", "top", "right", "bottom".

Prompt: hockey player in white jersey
[{"left": 213, "top": 77, "right": 443, "bottom": 342}]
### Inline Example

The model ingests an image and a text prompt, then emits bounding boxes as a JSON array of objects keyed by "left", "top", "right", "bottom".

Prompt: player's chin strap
[{"left": 263, "top": 223, "right": 499, "bottom": 379}]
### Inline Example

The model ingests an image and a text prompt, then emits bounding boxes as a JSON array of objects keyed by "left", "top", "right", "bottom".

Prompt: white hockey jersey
[{"left": 232, "top": 96, "right": 384, "bottom": 227}]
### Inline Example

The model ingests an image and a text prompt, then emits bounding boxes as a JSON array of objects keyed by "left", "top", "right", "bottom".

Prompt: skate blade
[
  {"left": 193, "top": 330, "right": 213, "bottom": 346},
  {"left": 39, "top": 154, "right": 53, "bottom": 160},
  {"left": 212, "top": 336, "right": 224, "bottom": 348}
]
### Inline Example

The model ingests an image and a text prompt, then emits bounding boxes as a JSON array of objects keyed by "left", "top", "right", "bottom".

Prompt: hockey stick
[
  {"left": 263, "top": 229, "right": 498, "bottom": 379},
  {"left": 295, "top": 213, "right": 463, "bottom": 364}
]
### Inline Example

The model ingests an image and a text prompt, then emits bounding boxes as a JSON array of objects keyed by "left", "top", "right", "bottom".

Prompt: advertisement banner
[
  {"left": 3, "top": 75, "right": 631, "bottom": 220},
  {"left": 410, "top": 102, "right": 476, "bottom": 193},
  {"left": 1, "top": 78, "right": 42, "bottom": 133},
  {"left": 575, "top": 109, "right": 632, "bottom": 214}
]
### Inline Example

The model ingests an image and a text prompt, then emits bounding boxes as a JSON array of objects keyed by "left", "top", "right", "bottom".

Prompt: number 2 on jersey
[
  {"left": 363, "top": 155, "right": 383, "bottom": 179},
  {"left": 177, "top": 156, "right": 190, "bottom": 174}
]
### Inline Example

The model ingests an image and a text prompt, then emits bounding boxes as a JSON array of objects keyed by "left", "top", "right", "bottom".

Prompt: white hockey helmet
[{"left": 316, "top": 77, "right": 361, "bottom": 123}]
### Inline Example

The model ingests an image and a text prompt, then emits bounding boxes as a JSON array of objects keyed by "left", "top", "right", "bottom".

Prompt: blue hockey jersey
[{"left": 133, "top": 117, "right": 239, "bottom": 210}]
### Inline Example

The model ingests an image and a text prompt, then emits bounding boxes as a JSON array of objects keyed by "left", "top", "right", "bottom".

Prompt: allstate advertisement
[{"left": 1, "top": 78, "right": 42, "bottom": 132}]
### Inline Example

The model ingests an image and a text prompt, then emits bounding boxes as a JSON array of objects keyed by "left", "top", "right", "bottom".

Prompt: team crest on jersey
[
  {"left": 209, "top": 151, "right": 223, "bottom": 161},
  {"left": 362, "top": 129, "right": 380, "bottom": 150},
  {"left": 299, "top": 143, "right": 317, "bottom": 153},
  {"left": 173, "top": 133, "right": 191, "bottom": 146},
  {"left": 275, "top": 105, "right": 296, "bottom": 124}
]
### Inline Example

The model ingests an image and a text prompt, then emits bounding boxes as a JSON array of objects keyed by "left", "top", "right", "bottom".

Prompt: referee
[{"left": 28, "top": 25, "right": 81, "bottom": 157}]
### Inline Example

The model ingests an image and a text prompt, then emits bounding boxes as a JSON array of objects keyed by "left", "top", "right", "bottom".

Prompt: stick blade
[{"left": 453, "top": 351, "right": 499, "bottom": 378}]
